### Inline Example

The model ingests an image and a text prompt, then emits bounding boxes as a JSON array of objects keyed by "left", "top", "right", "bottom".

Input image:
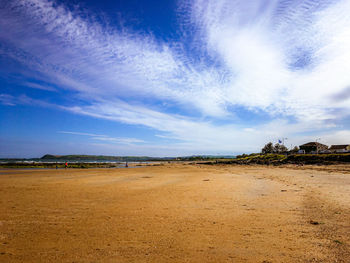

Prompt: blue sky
[{"left": 1, "top": 0, "right": 350, "bottom": 157}]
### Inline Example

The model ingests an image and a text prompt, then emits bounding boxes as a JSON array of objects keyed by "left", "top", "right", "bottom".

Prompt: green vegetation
[
  {"left": 286, "top": 153, "right": 350, "bottom": 164},
  {"left": 211, "top": 142, "right": 350, "bottom": 166},
  {"left": 202, "top": 153, "right": 350, "bottom": 165},
  {"left": 334, "top": 240, "right": 343, "bottom": 245},
  {"left": 228, "top": 153, "right": 287, "bottom": 165}
]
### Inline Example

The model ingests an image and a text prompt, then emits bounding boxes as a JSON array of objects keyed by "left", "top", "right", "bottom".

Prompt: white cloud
[
  {"left": 24, "top": 82, "right": 57, "bottom": 92},
  {"left": 0, "top": 0, "right": 228, "bottom": 117},
  {"left": 58, "top": 131, "right": 145, "bottom": 144},
  {"left": 186, "top": 0, "right": 350, "bottom": 121},
  {"left": 0, "top": 94, "right": 16, "bottom": 106},
  {"left": 2, "top": 0, "right": 350, "bottom": 118},
  {"left": 61, "top": 100, "right": 344, "bottom": 154}
]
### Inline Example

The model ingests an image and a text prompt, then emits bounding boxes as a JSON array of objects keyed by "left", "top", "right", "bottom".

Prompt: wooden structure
[
  {"left": 299, "top": 142, "right": 328, "bottom": 154},
  {"left": 329, "top": 145, "right": 350, "bottom": 153}
]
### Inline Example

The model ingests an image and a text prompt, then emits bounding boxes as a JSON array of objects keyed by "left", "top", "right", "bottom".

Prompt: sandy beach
[{"left": 0, "top": 164, "right": 349, "bottom": 262}]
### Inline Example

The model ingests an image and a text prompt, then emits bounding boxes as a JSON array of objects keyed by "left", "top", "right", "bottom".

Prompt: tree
[
  {"left": 273, "top": 143, "right": 288, "bottom": 153},
  {"left": 290, "top": 146, "right": 299, "bottom": 154},
  {"left": 262, "top": 142, "right": 289, "bottom": 154},
  {"left": 261, "top": 142, "right": 274, "bottom": 154}
]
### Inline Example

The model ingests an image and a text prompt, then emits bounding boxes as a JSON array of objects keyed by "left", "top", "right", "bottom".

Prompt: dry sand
[{"left": 0, "top": 164, "right": 349, "bottom": 262}]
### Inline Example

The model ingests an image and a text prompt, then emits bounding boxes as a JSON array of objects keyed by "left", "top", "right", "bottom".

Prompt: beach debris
[
  {"left": 203, "top": 179, "right": 210, "bottom": 181},
  {"left": 309, "top": 220, "right": 320, "bottom": 225},
  {"left": 281, "top": 189, "right": 287, "bottom": 192}
]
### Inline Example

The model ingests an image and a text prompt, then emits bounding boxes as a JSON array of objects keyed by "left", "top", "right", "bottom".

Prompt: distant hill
[
  {"left": 39, "top": 154, "right": 236, "bottom": 162},
  {"left": 1, "top": 154, "right": 236, "bottom": 163},
  {"left": 40, "top": 154, "right": 167, "bottom": 162}
]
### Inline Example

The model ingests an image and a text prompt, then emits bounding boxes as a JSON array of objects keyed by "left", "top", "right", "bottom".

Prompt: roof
[
  {"left": 299, "top": 142, "right": 328, "bottom": 147},
  {"left": 329, "top": 145, "right": 350, "bottom": 150}
]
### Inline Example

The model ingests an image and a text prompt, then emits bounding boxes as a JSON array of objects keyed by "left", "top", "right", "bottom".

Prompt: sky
[{"left": 1, "top": 0, "right": 350, "bottom": 158}]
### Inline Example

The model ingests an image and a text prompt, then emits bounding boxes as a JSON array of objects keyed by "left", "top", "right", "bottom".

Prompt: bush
[{"left": 262, "top": 142, "right": 274, "bottom": 154}]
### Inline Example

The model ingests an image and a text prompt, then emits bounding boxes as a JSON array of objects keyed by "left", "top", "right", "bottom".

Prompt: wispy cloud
[
  {"left": 58, "top": 131, "right": 105, "bottom": 137},
  {"left": 61, "top": 100, "right": 347, "bottom": 153},
  {"left": 0, "top": 94, "right": 16, "bottom": 106},
  {"left": 24, "top": 82, "right": 57, "bottom": 92},
  {"left": 1, "top": 0, "right": 350, "bottom": 154},
  {"left": 185, "top": 0, "right": 350, "bottom": 120},
  {"left": 58, "top": 131, "right": 145, "bottom": 144},
  {"left": 332, "top": 86, "right": 350, "bottom": 102},
  {"left": 0, "top": 93, "right": 52, "bottom": 107}
]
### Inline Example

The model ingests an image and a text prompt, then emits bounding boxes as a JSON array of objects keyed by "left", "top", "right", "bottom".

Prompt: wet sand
[{"left": 0, "top": 164, "right": 349, "bottom": 262}]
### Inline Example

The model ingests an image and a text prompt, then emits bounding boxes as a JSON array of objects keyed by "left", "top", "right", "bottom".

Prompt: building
[
  {"left": 299, "top": 142, "right": 328, "bottom": 154},
  {"left": 329, "top": 145, "right": 350, "bottom": 153}
]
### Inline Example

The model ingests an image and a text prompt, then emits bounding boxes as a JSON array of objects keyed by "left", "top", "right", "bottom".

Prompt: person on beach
[{"left": 65, "top": 162, "right": 68, "bottom": 169}]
